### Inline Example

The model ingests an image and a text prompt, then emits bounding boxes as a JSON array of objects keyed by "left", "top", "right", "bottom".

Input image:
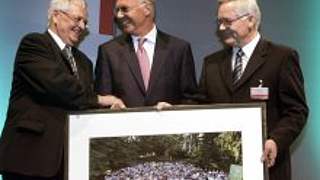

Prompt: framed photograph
[{"left": 66, "top": 103, "right": 267, "bottom": 180}]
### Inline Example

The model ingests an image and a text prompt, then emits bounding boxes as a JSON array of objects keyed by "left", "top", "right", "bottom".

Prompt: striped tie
[
  {"left": 62, "top": 45, "right": 79, "bottom": 79},
  {"left": 136, "top": 38, "right": 150, "bottom": 90},
  {"left": 232, "top": 48, "right": 244, "bottom": 84}
]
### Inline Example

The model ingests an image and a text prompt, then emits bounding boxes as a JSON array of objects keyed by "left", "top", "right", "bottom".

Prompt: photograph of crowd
[{"left": 89, "top": 132, "right": 242, "bottom": 180}]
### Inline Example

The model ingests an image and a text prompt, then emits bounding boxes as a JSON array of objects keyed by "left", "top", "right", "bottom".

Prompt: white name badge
[{"left": 250, "top": 87, "right": 269, "bottom": 100}]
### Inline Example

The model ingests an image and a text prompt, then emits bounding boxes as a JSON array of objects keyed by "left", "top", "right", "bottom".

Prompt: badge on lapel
[{"left": 250, "top": 80, "right": 269, "bottom": 100}]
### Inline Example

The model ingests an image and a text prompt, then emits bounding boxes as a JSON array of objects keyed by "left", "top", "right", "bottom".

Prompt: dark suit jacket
[
  {"left": 0, "top": 32, "right": 97, "bottom": 177},
  {"left": 199, "top": 38, "right": 308, "bottom": 180},
  {"left": 95, "top": 31, "right": 198, "bottom": 107}
]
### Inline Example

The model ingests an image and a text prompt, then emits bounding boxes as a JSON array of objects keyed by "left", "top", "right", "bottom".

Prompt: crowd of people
[{"left": 104, "top": 161, "right": 228, "bottom": 180}]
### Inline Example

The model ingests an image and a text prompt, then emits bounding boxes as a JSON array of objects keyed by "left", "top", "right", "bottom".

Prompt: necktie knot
[
  {"left": 63, "top": 45, "right": 73, "bottom": 59},
  {"left": 138, "top": 38, "right": 146, "bottom": 49},
  {"left": 236, "top": 48, "right": 244, "bottom": 58}
]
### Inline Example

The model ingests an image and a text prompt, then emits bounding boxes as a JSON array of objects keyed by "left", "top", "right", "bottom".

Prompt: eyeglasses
[
  {"left": 59, "top": 10, "right": 88, "bottom": 28},
  {"left": 217, "top": 13, "right": 250, "bottom": 27}
]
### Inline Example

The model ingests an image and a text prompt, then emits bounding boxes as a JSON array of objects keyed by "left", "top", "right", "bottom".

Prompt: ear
[
  {"left": 52, "top": 10, "right": 60, "bottom": 24},
  {"left": 143, "top": 4, "right": 151, "bottom": 16},
  {"left": 247, "top": 16, "right": 256, "bottom": 29}
]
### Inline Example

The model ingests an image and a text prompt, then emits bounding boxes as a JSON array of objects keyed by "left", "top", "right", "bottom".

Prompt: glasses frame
[
  {"left": 217, "top": 13, "right": 250, "bottom": 27},
  {"left": 59, "top": 10, "right": 88, "bottom": 28}
]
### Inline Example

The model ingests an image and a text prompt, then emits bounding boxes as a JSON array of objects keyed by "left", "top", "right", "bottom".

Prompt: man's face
[
  {"left": 52, "top": 3, "right": 88, "bottom": 46},
  {"left": 217, "top": 2, "right": 253, "bottom": 47},
  {"left": 114, "top": 0, "right": 149, "bottom": 36}
]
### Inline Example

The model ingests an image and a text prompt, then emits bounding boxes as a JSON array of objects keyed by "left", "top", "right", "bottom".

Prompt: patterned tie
[
  {"left": 136, "top": 38, "right": 150, "bottom": 90},
  {"left": 232, "top": 48, "right": 244, "bottom": 84},
  {"left": 62, "top": 45, "right": 79, "bottom": 79}
]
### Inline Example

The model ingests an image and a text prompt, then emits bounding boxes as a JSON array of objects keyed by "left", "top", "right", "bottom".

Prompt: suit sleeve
[
  {"left": 269, "top": 49, "right": 308, "bottom": 152},
  {"left": 95, "top": 45, "right": 113, "bottom": 95},
  {"left": 197, "top": 58, "right": 211, "bottom": 103},
  {"left": 16, "top": 33, "right": 98, "bottom": 110},
  {"left": 179, "top": 43, "right": 198, "bottom": 103}
]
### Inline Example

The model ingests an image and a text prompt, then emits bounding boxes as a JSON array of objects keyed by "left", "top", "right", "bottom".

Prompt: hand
[
  {"left": 97, "top": 95, "right": 126, "bottom": 109},
  {"left": 261, "top": 139, "right": 278, "bottom": 168},
  {"left": 110, "top": 97, "right": 126, "bottom": 110},
  {"left": 155, "top": 102, "right": 172, "bottom": 110}
]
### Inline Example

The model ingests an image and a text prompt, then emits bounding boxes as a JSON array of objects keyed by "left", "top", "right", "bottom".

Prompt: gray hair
[
  {"left": 218, "top": 0, "right": 261, "bottom": 29},
  {"left": 47, "top": 0, "right": 87, "bottom": 27},
  {"left": 139, "top": 0, "right": 156, "bottom": 19}
]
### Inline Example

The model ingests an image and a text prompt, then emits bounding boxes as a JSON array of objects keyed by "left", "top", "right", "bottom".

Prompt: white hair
[
  {"left": 218, "top": 0, "right": 261, "bottom": 29},
  {"left": 139, "top": 0, "right": 156, "bottom": 19},
  {"left": 47, "top": 0, "right": 87, "bottom": 27}
]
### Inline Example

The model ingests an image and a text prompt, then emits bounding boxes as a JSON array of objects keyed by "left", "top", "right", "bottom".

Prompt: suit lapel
[
  {"left": 45, "top": 31, "right": 73, "bottom": 74},
  {"left": 72, "top": 49, "right": 87, "bottom": 80},
  {"left": 148, "top": 31, "right": 168, "bottom": 93},
  {"left": 121, "top": 35, "right": 146, "bottom": 94},
  {"left": 45, "top": 31, "right": 64, "bottom": 61},
  {"left": 234, "top": 39, "right": 268, "bottom": 90},
  {"left": 219, "top": 48, "right": 233, "bottom": 93}
]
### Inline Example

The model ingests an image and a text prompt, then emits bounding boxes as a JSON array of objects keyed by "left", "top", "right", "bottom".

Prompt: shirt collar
[
  {"left": 131, "top": 24, "right": 157, "bottom": 44},
  {"left": 48, "top": 29, "right": 67, "bottom": 50},
  {"left": 233, "top": 32, "right": 261, "bottom": 58}
]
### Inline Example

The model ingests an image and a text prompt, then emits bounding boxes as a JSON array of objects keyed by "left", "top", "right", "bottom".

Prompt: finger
[
  {"left": 156, "top": 102, "right": 172, "bottom": 110},
  {"left": 263, "top": 151, "right": 276, "bottom": 168},
  {"left": 110, "top": 104, "right": 120, "bottom": 110},
  {"left": 155, "top": 103, "right": 164, "bottom": 111},
  {"left": 267, "top": 158, "right": 275, "bottom": 168},
  {"left": 119, "top": 103, "right": 126, "bottom": 109},
  {"left": 115, "top": 101, "right": 125, "bottom": 109}
]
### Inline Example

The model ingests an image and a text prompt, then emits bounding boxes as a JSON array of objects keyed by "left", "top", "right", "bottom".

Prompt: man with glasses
[
  {"left": 198, "top": 0, "right": 308, "bottom": 179},
  {"left": 0, "top": 0, "right": 117, "bottom": 179},
  {"left": 95, "top": 0, "right": 198, "bottom": 108}
]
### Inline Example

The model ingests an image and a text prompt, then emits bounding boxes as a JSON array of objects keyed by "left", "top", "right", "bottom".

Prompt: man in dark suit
[
  {"left": 95, "top": 0, "right": 198, "bottom": 108},
  {"left": 199, "top": 0, "right": 308, "bottom": 180},
  {"left": 0, "top": 0, "right": 116, "bottom": 179}
]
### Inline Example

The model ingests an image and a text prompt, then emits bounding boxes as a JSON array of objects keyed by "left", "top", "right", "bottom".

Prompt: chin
[
  {"left": 122, "top": 28, "right": 131, "bottom": 34},
  {"left": 223, "top": 38, "right": 236, "bottom": 47},
  {"left": 68, "top": 39, "right": 78, "bottom": 46},
  {"left": 70, "top": 36, "right": 80, "bottom": 44},
  {"left": 122, "top": 25, "right": 136, "bottom": 34}
]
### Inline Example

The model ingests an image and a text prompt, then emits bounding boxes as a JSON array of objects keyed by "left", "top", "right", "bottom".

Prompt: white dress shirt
[
  {"left": 48, "top": 29, "right": 67, "bottom": 50},
  {"left": 131, "top": 25, "right": 157, "bottom": 69},
  {"left": 232, "top": 33, "right": 261, "bottom": 73}
]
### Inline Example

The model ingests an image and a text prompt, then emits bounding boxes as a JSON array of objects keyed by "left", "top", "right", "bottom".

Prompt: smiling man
[
  {"left": 95, "top": 0, "right": 198, "bottom": 108},
  {"left": 0, "top": 0, "right": 117, "bottom": 179},
  {"left": 198, "top": 0, "right": 308, "bottom": 180}
]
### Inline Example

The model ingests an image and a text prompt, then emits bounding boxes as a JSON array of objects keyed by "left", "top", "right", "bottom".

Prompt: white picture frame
[{"left": 66, "top": 103, "right": 267, "bottom": 180}]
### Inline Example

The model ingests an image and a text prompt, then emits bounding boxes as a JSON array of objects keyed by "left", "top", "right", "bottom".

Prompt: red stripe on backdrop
[{"left": 99, "top": 0, "right": 115, "bottom": 35}]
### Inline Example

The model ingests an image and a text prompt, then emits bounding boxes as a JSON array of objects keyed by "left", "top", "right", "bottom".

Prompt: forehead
[
  {"left": 116, "top": 0, "right": 140, "bottom": 7},
  {"left": 218, "top": 2, "right": 238, "bottom": 18}
]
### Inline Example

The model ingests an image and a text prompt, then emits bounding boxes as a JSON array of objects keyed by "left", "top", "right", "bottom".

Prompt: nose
[
  {"left": 218, "top": 23, "right": 226, "bottom": 31},
  {"left": 116, "top": 10, "right": 124, "bottom": 19},
  {"left": 78, "top": 20, "right": 87, "bottom": 30}
]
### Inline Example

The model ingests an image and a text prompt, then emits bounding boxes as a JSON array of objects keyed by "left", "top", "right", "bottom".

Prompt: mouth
[
  {"left": 217, "top": 28, "right": 241, "bottom": 45},
  {"left": 116, "top": 17, "right": 132, "bottom": 30},
  {"left": 72, "top": 27, "right": 83, "bottom": 37},
  {"left": 68, "top": 27, "right": 84, "bottom": 45},
  {"left": 121, "top": 19, "right": 130, "bottom": 26},
  {"left": 218, "top": 29, "right": 237, "bottom": 39}
]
